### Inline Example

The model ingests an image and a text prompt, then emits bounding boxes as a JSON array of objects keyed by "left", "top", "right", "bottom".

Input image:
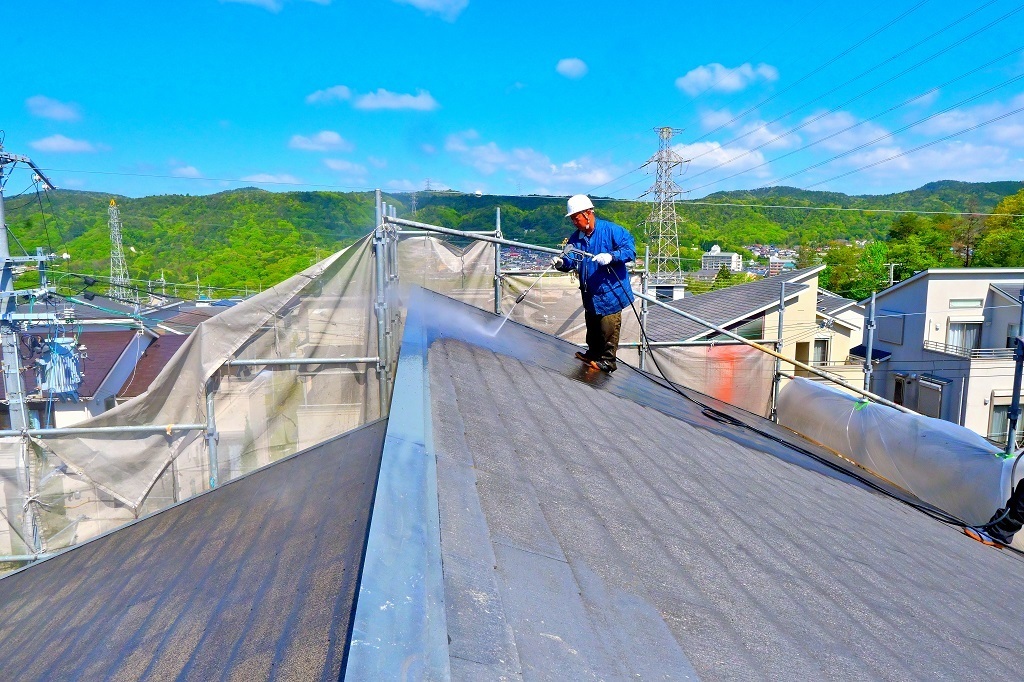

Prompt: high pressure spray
[{"left": 492, "top": 244, "right": 594, "bottom": 336}]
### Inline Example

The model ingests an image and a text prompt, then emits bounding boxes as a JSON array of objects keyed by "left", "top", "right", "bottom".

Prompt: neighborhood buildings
[{"left": 862, "top": 268, "right": 1024, "bottom": 446}]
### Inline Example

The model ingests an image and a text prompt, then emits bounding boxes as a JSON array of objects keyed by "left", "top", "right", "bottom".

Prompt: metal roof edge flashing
[{"left": 345, "top": 292, "right": 451, "bottom": 680}]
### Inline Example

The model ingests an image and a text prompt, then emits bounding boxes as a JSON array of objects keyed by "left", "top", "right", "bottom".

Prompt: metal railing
[{"left": 923, "top": 340, "right": 1016, "bottom": 359}]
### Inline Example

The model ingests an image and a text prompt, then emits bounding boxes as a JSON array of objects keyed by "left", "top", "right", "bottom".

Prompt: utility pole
[
  {"left": 107, "top": 200, "right": 139, "bottom": 304},
  {"left": 0, "top": 141, "right": 57, "bottom": 553},
  {"left": 641, "top": 127, "right": 688, "bottom": 286},
  {"left": 863, "top": 292, "right": 877, "bottom": 392}
]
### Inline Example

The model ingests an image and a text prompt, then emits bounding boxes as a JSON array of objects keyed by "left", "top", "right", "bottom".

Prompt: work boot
[
  {"left": 963, "top": 526, "right": 1007, "bottom": 548},
  {"left": 595, "top": 360, "right": 617, "bottom": 373},
  {"left": 574, "top": 351, "right": 599, "bottom": 369},
  {"left": 983, "top": 507, "right": 1020, "bottom": 544}
]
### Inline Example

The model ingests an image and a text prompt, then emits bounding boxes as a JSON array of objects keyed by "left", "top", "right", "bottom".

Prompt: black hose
[{"left": 603, "top": 266, "right": 1019, "bottom": 544}]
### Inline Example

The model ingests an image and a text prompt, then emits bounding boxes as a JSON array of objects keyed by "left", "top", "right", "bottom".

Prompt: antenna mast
[
  {"left": 642, "top": 127, "right": 688, "bottom": 284},
  {"left": 107, "top": 200, "right": 139, "bottom": 304}
]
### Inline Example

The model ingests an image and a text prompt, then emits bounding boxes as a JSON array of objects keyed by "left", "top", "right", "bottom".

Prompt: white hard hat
[{"left": 566, "top": 194, "right": 595, "bottom": 217}]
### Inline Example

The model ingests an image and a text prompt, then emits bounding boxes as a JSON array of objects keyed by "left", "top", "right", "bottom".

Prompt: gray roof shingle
[
  {"left": 0, "top": 420, "right": 385, "bottom": 680},
  {"left": 352, "top": 288, "right": 1024, "bottom": 680}
]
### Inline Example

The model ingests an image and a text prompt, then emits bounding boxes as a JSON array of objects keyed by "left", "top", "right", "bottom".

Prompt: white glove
[
  {"left": 551, "top": 256, "right": 564, "bottom": 268},
  {"left": 593, "top": 253, "right": 612, "bottom": 266}
]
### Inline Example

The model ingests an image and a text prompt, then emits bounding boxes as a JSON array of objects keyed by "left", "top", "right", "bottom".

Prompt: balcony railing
[{"left": 922, "top": 340, "right": 1016, "bottom": 359}]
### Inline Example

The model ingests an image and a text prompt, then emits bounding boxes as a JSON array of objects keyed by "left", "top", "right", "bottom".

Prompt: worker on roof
[{"left": 552, "top": 194, "right": 636, "bottom": 373}]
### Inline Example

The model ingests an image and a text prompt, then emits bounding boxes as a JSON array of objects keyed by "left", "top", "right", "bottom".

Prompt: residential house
[
  {"left": 862, "top": 268, "right": 1024, "bottom": 446},
  {"left": 648, "top": 266, "right": 863, "bottom": 371}
]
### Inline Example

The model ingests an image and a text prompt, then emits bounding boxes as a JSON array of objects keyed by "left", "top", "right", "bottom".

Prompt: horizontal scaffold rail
[
  {"left": 0, "top": 423, "right": 207, "bottom": 438},
  {"left": 226, "top": 357, "right": 379, "bottom": 367},
  {"left": 383, "top": 214, "right": 915, "bottom": 415}
]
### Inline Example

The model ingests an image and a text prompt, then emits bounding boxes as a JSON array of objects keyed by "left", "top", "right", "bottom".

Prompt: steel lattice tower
[
  {"left": 107, "top": 200, "right": 139, "bottom": 304},
  {"left": 642, "top": 127, "right": 687, "bottom": 284}
]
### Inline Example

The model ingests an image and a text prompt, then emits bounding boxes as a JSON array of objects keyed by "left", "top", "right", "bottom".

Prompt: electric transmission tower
[
  {"left": 107, "top": 200, "right": 139, "bottom": 304},
  {"left": 642, "top": 127, "right": 688, "bottom": 284}
]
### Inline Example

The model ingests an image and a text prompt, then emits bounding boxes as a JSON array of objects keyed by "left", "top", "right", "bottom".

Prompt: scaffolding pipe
[
  {"left": 0, "top": 423, "right": 207, "bottom": 437},
  {"left": 640, "top": 244, "right": 649, "bottom": 371},
  {"left": 374, "top": 190, "right": 389, "bottom": 416},
  {"left": 226, "top": 357, "right": 379, "bottom": 367},
  {"left": 1005, "top": 288, "right": 1024, "bottom": 455},
  {"left": 386, "top": 217, "right": 562, "bottom": 255},
  {"left": 634, "top": 291, "right": 915, "bottom": 414},
  {"left": 206, "top": 376, "right": 219, "bottom": 489},
  {"left": 378, "top": 212, "right": 911, "bottom": 414},
  {"left": 770, "top": 281, "right": 786, "bottom": 422},
  {"left": 494, "top": 207, "right": 502, "bottom": 315},
  {"left": 864, "top": 291, "right": 877, "bottom": 392}
]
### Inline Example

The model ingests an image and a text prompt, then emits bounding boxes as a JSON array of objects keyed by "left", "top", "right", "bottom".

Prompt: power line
[
  {"left": 687, "top": 0, "right": 931, "bottom": 147},
  {"left": 685, "top": 0, "right": 1012, "bottom": 169},
  {"left": 805, "top": 103, "right": 1024, "bottom": 189},
  {"left": 685, "top": 44, "right": 1024, "bottom": 194},
  {"left": 678, "top": 200, "right": 1024, "bottom": 218}
]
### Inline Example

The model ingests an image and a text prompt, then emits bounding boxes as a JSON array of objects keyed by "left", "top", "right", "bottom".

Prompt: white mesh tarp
[{"left": 777, "top": 377, "right": 1020, "bottom": 539}]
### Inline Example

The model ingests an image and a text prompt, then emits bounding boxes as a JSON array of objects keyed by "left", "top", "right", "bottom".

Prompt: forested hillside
[{"left": 3, "top": 180, "right": 1022, "bottom": 293}]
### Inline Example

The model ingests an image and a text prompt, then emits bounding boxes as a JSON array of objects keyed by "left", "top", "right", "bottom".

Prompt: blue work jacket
[{"left": 557, "top": 218, "right": 636, "bottom": 315}]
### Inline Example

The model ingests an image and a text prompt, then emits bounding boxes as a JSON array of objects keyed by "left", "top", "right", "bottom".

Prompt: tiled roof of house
[
  {"left": 116, "top": 334, "right": 190, "bottom": 398},
  {"left": 647, "top": 265, "right": 823, "bottom": 341}
]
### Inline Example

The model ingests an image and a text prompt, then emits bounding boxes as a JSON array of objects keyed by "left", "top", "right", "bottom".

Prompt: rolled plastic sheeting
[{"left": 777, "top": 377, "right": 1019, "bottom": 530}]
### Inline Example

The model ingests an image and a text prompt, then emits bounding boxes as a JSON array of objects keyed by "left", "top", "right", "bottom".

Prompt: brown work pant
[{"left": 584, "top": 310, "right": 622, "bottom": 368}]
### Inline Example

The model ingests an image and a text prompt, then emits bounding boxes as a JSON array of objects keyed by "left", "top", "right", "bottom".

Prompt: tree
[{"left": 975, "top": 189, "right": 1024, "bottom": 267}]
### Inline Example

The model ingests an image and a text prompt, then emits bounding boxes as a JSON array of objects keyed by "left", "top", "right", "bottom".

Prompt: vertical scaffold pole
[
  {"left": 863, "top": 292, "right": 877, "bottom": 392},
  {"left": 770, "top": 281, "right": 786, "bottom": 422},
  {"left": 639, "top": 244, "right": 649, "bottom": 371},
  {"left": 374, "top": 190, "right": 389, "bottom": 416},
  {"left": 494, "top": 207, "right": 502, "bottom": 315},
  {"left": 1005, "top": 288, "right": 1024, "bottom": 455},
  {"left": 206, "top": 375, "right": 219, "bottom": 489}
]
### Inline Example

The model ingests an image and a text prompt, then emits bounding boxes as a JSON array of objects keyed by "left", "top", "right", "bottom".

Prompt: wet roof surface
[
  {"left": 376, "top": 289, "right": 1024, "bottom": 681},
  {"left": 0, "top": 420, "right": 385, "bottom": 681}
]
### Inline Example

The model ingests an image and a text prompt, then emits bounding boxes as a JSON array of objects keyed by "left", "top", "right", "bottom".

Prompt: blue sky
[{"left": 4, "top": 0, "right": 1023, "bottom": 199}]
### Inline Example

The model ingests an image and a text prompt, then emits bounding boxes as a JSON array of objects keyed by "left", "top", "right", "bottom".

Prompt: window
[
  {"left": 947, "top": 322, "right": 981, "bottom": 351},
  {"left": 893, "top": 376, "right": 906, "bottom": 406},
  {"left": 990, "top": 404, "right": 1009, "bottom": 443},
  {"left": 812, "top": 339, "right": 829, "bottom": 365},
  {"left": 949, "top": 298, "right": 983, "bottom": 309},
  {"left": 1009, "top": 324, "right": 1021, "bottom": 349}
]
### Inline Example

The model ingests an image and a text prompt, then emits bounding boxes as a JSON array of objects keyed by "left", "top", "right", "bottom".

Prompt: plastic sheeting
[
  {"left": 777, "top": 377, "right": 1020, "bottom": 535},
  {"left": 0, "top": 226, "right": 776, "bottom": 558}
]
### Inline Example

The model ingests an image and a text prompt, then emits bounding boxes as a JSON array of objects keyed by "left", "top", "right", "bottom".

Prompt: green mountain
[{"left": 3, "top": 180, "right": 1022, "bottom": 292}]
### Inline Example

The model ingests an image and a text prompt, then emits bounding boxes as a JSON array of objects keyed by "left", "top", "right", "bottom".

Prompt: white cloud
[
  {"left": 222, "top": 0, "right": 283, "bottom": 10},
  {"left": 392, "top": 0, "right": 467, "bottom": 21},
  {"left": 305, "top": 85, "right": 351, "bottom": 104},
  {"left": 421, "top": 143, "right": 437, "bottom": 154},
  {"left": 445, "top": 130, "right": 619, "bottom": 194},
  {"left": 354, "top": 89, "right": 439, "bottom": 111},
  {"left": 676, "top": 62, "right": 778, "bottom": 96},
  {"left": 799, "top": 111, "right": 890, "bottom": 152},
  {"left": 915, "top": 93, "right": 1024, "bottom": 145},
  {"left": 26, "top": 95, "right": 81, "bottom": 121},
  {"left": 908, "top": 89, "right": 940, "bottom": 107},
  {"left": 289, "top": 130, "right": 353, "bottom": 152},
  {"left": 323, "top": 158, "right": 368, "bottom": 176},
  {"left": 556, "top": 58, "right": 588, "bottom": 79},
  {"left": 367, "top": 156, "right": 388, "bottom": 168},
  {"left": 672, "top": 141, "right": 772, "bottom": 178},
  {"left": 221, "top": 0, "right": 330, "bottom": 11},
  {"left": 241, "top": 173, "right": 302, "bottom": 185},
  {"left": 171, "top": 165, "right": 202, "bottom": 178},
  {"left": 30, "top": 134, "right": 97, "bottom": 153}
]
